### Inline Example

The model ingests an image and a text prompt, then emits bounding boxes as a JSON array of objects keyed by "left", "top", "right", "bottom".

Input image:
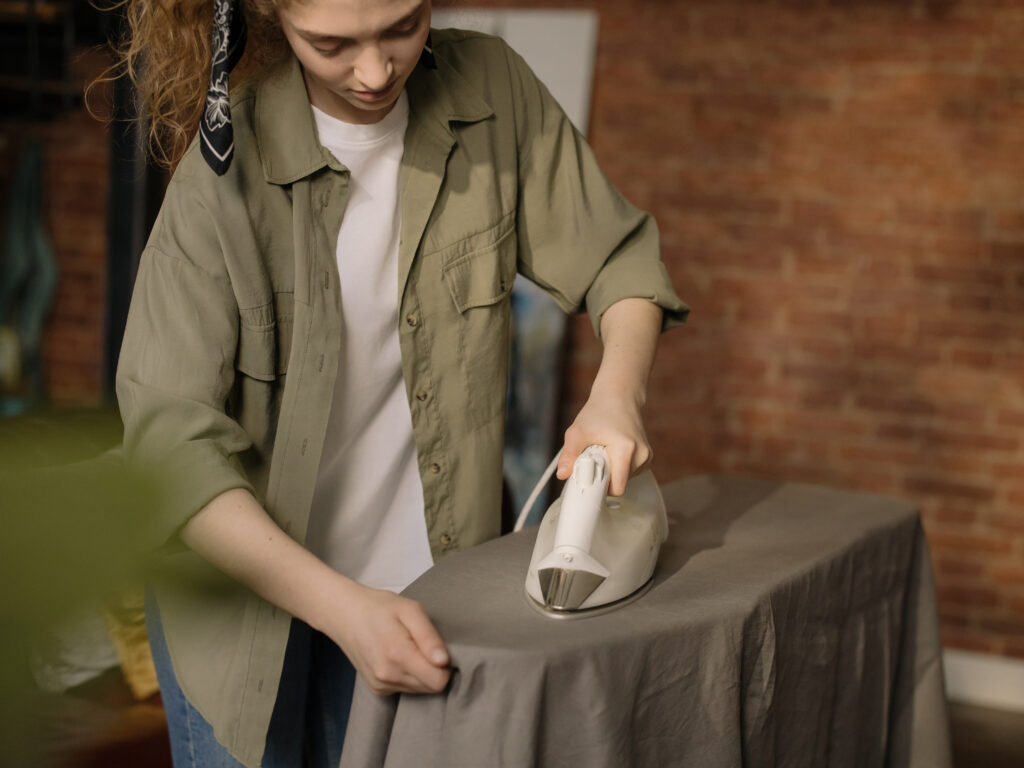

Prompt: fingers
[
  {"left": 606, "top": 440, "right": 652, "bottom": 496},
  {"left": 558, "top": 428, "right": 652, "bottom": 495},
  {"left": 336, "top": 588, "right": 452, "bottom": 697},
  {"left": 382, "top": 600, "right": 450, "bottom": 694},
  {"left": 399, "top": 600, "right": 450, "bottom": 668},
  {"left": 630, "top": 441, "right": 653, "bottom": 475},
  {"left": 365, "top": 631, "right": 451, "bottom": 696},
  {"left": 556, "top": 425, "right": 587, "bottom": 480},
  {"left": 606, "top": 443, "right": 632, "bottom": 496}
]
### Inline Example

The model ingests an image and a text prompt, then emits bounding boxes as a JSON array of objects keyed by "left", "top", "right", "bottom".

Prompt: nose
[{"left": 353, "top": 44, "right": 394, "bottom": 91}]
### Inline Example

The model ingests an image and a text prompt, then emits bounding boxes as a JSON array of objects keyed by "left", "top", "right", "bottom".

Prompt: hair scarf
[
  {"left": 200, "top": 0, "right": 247, "bottom": 175},
  {"left": 200, "top": 0, "right": 436, "bottom": 176}
]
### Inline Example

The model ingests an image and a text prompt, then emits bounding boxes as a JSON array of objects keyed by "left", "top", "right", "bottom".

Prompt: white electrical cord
[{"left": 513, "top": 450, "right": 561, "bottom": 532}]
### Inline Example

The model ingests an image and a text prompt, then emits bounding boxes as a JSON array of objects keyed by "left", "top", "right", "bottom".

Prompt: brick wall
[
  {"left": 40, "top": 96, "right": 110, "bottom": 408},
  {"left": 1, "top": 47, "right": 111, "bottom": 408},
  {"left": 491, "top": 0, "right": 1021, "bottom": 659}
]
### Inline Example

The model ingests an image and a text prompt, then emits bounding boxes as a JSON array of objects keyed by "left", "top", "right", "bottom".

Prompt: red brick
[
  {"left": 857, "top": 315, "right": 915, "bottom": 341},
  {"left": 918, "top": 318, "right": 1019, "bottom": 342},
  {"left": 915, "top": 368, "right": 1022, "bottom": 407},
  {"left": 928, "top": 429, "right": 1019, "bottom": 454},
  {"left": 839, "top": 444, "right": 919, "bottom": 466},
  {"left": 780, "top": 362, "right": 860, "bottom": 387},
  {"left": 1005, "top": 644, "right": 1024, "bottom": 661},
  {"left": 854, "top": 394, "right": 936, "bottom": 416},
  {"left": 995, "top": 409, "right": 1024, "bottom": 428},
  {"left": 853, "top": 341, "right": 942, "bottom": 366},
  {"left": 791, "top": 336, "right": 850, "bottom": 358},
  {"left": 779, "top": 412, "right": 868, "bottom": 437},
  {"left": 934, "top": 557, "right": 987, "bottom": 578},
  {"left": 896, "top": 204, "right": 984, "bottom": 235},
  {"left": 949, "top": 348, "right": 996, "bottom": 368},
  {"left": 937, "top": 586, "right": 1002, "bottom": 608},
  {"left": 790, "top": 198, "right": 895, "bottom": 232},
  {"left": 904, "top": 477, "right": 995, "bottom": 502},
  {"left": 990, "top": 241, "right": 1024, "bottom": 262},
  {"left": 979, "top": 618, "right": 1024, "bottom": 639},
  {"left": 923, "top": 531, "right": 1012, "bottom": 555},
  {"left": 930, "top": 505, "right": 981, "bottom": 526},
  {"left": 991, "top": 565, "right": 1024, "bottom": 586},
  {"left": 940, "top": 629, "right": 999, "bottom": 655},
  {"left": 987, "top": 513, "right": 1024, "bottom": 534},
  {"left": 992, "top": 463, "right": 1024, "bottom": 482},
  {"left": 947, "top": 294, "right": 994, "bottom": 312},
  {"left": 788, "top": 309, "right": 853, "bottom": 335},
  {"left": 913, "top": 263, "right": 1004, "bottom": 288},
  {"left": 991, "top": 215, "right": 1024, "bottom": 236},
  {"left": 656, "top": 189, "right": 782, "bottom": 221}
]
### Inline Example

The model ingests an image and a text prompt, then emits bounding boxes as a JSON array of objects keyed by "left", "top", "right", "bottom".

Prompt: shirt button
[
  {"left": 429, "top": 462, "right": 441, "bottom": 474},
  {"left": 405, "top": 313, "right": 419, "bottom": 328},
  {"left": 440, "top": 533, "right": 452, "bottom": 546},
  {"left": 416, "top": 390, "right": 428, "bottom": 402}
]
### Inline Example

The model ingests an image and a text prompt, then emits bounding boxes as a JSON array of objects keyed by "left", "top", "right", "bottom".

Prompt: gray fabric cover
[{"left": 339, "top": 475, "right": 952, "bottom": 768}]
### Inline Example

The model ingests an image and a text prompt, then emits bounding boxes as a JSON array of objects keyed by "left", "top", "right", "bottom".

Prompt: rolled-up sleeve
[
  {"left": 116, "top": 183, "right": 254, "bottom": 548},
  {"left": 504, "top": 44, "right": 689, "bottom": 339}
]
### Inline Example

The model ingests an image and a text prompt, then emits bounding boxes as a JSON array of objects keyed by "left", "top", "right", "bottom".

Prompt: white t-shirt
[{"left": 306, "top": 92, "right": 434, "bottom": 593}]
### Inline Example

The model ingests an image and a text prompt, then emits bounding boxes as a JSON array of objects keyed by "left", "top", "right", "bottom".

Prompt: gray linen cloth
[{"left": 339, "top": 475, "right": 952, "bottom": 768}]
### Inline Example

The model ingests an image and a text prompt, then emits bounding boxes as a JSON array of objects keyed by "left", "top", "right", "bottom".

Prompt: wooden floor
[{"left": 949, "top": 701, "right": 1024, "bottom": 768}]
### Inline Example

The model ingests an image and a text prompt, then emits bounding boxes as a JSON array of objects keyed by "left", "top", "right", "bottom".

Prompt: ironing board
[{"left": 339, "top": 475, "right": 952, "bottom": 768}]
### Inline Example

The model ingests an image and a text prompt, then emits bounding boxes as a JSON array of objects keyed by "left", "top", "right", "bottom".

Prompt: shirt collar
[{"left": 254, "top": 47, "right": 494, "bottom": 186}]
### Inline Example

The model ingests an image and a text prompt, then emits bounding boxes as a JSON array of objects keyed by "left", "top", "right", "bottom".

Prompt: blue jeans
[{"left": 146, "top": 594, "right": 356, "bottom": 767}]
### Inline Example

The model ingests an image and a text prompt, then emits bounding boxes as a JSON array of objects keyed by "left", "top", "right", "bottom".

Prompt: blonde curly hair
[{"left": 91, "top": 0, "right": 291, "bottom": 170}]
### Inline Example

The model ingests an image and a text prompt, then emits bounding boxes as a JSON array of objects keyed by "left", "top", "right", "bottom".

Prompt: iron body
[{"left": 524, "top": 446, "right": 668, "bottom": 616}]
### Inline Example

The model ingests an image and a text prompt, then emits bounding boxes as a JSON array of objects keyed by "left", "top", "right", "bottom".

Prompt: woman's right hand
[{"left": 327, "top": 581, "right": 451, "bottom": 696}]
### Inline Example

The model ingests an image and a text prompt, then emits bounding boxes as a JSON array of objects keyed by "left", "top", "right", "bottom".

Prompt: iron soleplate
[{"left": 523, "top": 576, "right": 655, "bottom": 620}]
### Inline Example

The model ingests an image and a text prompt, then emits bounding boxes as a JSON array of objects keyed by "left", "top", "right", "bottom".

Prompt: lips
[{"left": 351, "top": 80, "right": 397, "bottom": 102}]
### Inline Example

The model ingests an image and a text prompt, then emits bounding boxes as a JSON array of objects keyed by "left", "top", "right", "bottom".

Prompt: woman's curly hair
[{"left": 90, "top": 0, "right": 291, "bottom": 170}]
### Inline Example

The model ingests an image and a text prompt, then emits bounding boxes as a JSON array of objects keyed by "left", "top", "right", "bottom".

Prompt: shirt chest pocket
[
  {"left": 236, "top": 292, "right": 294, "bottom": 381},
  {"left": 439, "top": 222, "right": 517, "bottom": 428}
]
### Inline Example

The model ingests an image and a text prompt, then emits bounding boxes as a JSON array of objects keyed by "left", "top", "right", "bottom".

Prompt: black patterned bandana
[{"left": 201, "top": 0, "right": 247, "bottom": 176}]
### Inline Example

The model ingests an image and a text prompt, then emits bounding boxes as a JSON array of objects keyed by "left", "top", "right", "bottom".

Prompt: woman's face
[{"left": 277, "top": 0, "right": 431, "bottom": 124}]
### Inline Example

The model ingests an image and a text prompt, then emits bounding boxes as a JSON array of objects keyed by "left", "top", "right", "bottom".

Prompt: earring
[{"left": 419, "top": 32, "right": 436, "bottom": 69}]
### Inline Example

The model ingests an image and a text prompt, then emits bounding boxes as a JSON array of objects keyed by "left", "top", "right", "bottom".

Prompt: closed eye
[
  {"left": 384, "top": 18, "right": 421, "bottom": 38},
  {"left": 312, "top": 39, "right": 354, "bottom": 56}
]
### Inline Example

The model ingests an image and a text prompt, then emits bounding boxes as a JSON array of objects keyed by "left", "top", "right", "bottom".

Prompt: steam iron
[{"left": 516, "top": 445, "right": 668, "bottom": 619}]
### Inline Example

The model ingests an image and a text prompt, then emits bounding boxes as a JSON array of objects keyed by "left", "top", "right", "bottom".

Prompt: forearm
[
  {"left": 180, "top": 487, "right": 353, "bottom": 636},
  {"left": 592, "top": 297, "right": 664, "bottom": 406},
  {"left": 558, "top": 298, "right": 664, "bottom": 493}
]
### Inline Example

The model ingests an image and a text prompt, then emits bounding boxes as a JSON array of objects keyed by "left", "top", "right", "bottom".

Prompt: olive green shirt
[{"left": 117, "top": 29, "right": 688, "bottom": 767}]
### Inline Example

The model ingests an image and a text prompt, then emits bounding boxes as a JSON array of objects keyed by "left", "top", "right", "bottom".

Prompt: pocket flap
[
  {"left": 442, "top": 228, "right": 516, "bottom": 313},
  {"left": 236, "top": 294, "right": 293, "bottom": 380}
]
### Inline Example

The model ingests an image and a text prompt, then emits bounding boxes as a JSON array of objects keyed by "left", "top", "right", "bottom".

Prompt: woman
[{"left": 111, "top": 0, "right": 688, "bottom": 765}]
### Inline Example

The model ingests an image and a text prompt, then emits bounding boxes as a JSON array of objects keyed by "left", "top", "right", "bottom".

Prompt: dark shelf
[{"left": 0, "top": 1, "right": 70, "bottom": 24}]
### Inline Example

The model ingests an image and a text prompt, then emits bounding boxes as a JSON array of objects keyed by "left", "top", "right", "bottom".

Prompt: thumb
[
  {"left": 400, "top": 602, "right": 449, "bottom": 667},
  {"left": 557, "top": 433, "right": 587, "bottom": 480}
]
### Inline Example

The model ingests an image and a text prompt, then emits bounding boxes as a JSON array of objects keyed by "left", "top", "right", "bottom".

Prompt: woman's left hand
[{"left": 556, "top": 390, "right": 652, "bottom": 497}]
